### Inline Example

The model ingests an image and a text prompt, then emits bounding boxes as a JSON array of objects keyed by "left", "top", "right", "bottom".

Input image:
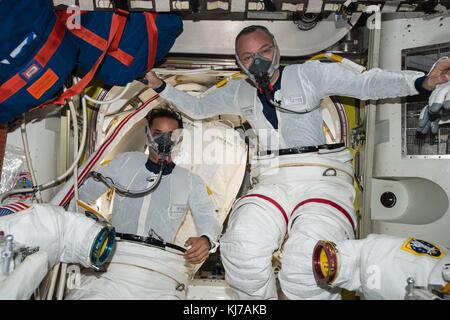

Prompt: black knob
[{"left": 380, "top": 192, "right": 397, "bottom": 208}]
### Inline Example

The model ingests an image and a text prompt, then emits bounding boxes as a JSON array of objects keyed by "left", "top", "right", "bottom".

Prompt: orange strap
[
  {"left": 0, "top": 19, "right": 65, "bottom": 103},
  {"left": 69, "top": 25, "right": 133, "bottom": 66},
  {"left": 109, "top": 10, "right": 128, "bottom": 52},
  {"left": 52, "top": 13, "right": 127, "bottom": 105},
  {"left": 144, "top": 12, "right": 158, "bottom": 71}
]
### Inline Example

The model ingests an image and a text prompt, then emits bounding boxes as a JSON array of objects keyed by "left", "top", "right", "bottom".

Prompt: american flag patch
[{"left": 0, "top": 202, "right": 31, "bottom": 217}]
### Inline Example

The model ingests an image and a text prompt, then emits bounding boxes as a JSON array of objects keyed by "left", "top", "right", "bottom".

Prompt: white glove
[{"left": 417, "top": 81, "right": 450, "bottom": 135}]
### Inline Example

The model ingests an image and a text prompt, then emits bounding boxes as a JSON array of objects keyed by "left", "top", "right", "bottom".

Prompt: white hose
[
  {"left": 40, "top": 95, "right": 87, "bottom": 190},
  {"left": 46, "top": 262, "right": 60, "bottom": 300},
  {"left": 82, "top": 82, "right": 131, "bottom": 105},
  {"left": 153, "top": 66, "right": 233, "bottom": 76},
  {"left": 68, "top": 100, "right": 79, "bottom": 213},
  {"left": 56, "top": 262, "right": 67, "bottom": 300},
  {"left": 20, "top": 115, "right": 43, "bottom": 203}
]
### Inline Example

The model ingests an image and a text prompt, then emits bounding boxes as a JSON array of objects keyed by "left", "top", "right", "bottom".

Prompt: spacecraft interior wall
[{"left": 372, "top": 13, "right": 450, "bottom": 247}]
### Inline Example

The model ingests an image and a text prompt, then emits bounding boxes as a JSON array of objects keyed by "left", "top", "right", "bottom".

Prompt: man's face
[
  {"left": 236, "top": 30, "right": 274, "bottom": 70},
  {"left": 150, "top": 117, "right": 180, "bottom": 138}
]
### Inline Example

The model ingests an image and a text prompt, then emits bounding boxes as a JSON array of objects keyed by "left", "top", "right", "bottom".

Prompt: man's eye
[{"left": 260, "top": 48, "right": 271, "bottom": 55}]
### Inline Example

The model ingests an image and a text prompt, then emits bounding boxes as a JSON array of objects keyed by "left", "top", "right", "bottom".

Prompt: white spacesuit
[
  {"left": 312, "top": 234, "right": 450, "bottom": 300},
  {"left": 66, "top": 149, "right": 221, "bottom": 300},
  {"left": 149, "top": 29, "right": 444, "bottom": 299},
  {"left": 0, "top": 203, "right": 115, "bottom": 299}
]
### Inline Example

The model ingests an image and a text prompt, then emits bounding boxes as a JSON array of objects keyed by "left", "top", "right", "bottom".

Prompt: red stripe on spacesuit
[
  {"left": 13, "top": 202, "right": 29, "bottom": 210},
  {"left": 4, "top": 203, "right": 23, "bottom": 212},
  {"left": 291, "top": 198, "right": 356, "bottom": 232},
  {"left": 240, "top": 193, "right": 288, "bottom": 226},
  {"left": 59, "top": 95, "right": 160, "bottom": 207}
]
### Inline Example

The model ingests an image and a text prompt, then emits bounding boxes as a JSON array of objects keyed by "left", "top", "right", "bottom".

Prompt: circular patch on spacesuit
[{"left": 401, "top": 238, "right": 445, "bottom": 259}]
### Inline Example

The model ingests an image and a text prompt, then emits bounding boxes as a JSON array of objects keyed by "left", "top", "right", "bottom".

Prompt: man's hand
[
  {"left": 184, "top": 237, "right": 210, "bottom": 264},
  {"left": 423, "top": 57, "right": 450, "bottom": 91},
  {"left": 145, "top": 71, "right": 164, "bottom": 89}
]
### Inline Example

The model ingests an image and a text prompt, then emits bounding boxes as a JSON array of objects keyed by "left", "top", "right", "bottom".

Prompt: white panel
[
  {"left": 230, "top": 0, "right": 246, "bottom": 12},
  {"left": 281, "top": 3, "right": 304, "bottom": 11},
  {"left": 95, "top": 0, "right": 113, "bottom": 9},
  {"left": 248, "top": 2, "right": 265, "bottom": 11},
  {"left": 170, "top": 13, "right": 361, "bottom": 56},
  {"left": 155, "top": 0, "right": 171, "bottom": 11},
  {"left": 373, "top": 13, "right": 450, "bottom": 247},
  {"left": 206, "top": 1, "right": 229, "bottom": 11},
  {"left": 53, "top": 0, "right": 77, "bottom": 6},
  {"left": 324, "top": 4, "right": 339, "bottom": 11},
  {"left": 371, "top": 178, "right": 448, "bottom": 224},
  {"left": 306, "top": 0, "right": 323, "bottom": 13},
  {"left": 381, "top": 2, "right": 400, "bottom": 13},
  {"left": 131, "top": 1, "right": 154, "bottom": 10},
  {"left": 172, "top": 1, "right": 190, "bottom": 10}
]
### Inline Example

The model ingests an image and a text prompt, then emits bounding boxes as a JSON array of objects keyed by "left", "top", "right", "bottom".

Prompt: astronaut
[
  {"left": 312, "top": 234, "right": 450, "bottom": 300},
  {"left": 145, "top": 25, "right": 450, "bottom": 300},
  {"left": 65, "top": 107, "right": 221, "bottom": 300}
]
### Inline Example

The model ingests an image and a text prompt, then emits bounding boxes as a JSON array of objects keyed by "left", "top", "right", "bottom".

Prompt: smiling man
[{"left": 145, "top": 25, "right": 450, "bottom": 300}]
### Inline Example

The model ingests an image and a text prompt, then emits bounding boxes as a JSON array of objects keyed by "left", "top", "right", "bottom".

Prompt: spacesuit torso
[
  {"left": 73, "top": 151, "right": 220, "bottom": 243},
  {"left": 235, "top": 64, "right": 325, "bottom": 151}
]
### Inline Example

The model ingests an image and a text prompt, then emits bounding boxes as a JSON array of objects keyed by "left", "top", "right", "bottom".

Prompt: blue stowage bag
[{"left": 0, "top": 0, "right": 78, "bottom": 123}]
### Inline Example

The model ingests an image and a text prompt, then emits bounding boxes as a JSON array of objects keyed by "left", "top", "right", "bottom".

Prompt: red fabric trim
[
  {"left": 0, "top": 75, "right": 26, "bottom": 103},
  {"left": 71, "top": 26, "right": 108, "bottom": 51},
  {"left": 240, "top": 193, "right": 288, "bottom": 226},
  {"left": 5, "top": 203, "right": 22, "bottom": 212},
  {"left": 291, "top": 198, "right": 356, "bottom": 232},
  {"left": 109, "top": 11, "right": 128, "bottom": 52},
  {"left": 71, "top": 25, "right": 133, "bottom": 66},
  {"left": 108, "top": 49, "right": 133, "bottom": 67},
  {"left": 144, "top": 12, "right": 158, "bottom": 71},
  {"left": 15, "top": 202, "right": 30, "bottom": 209},
  {"left": 35, "top": 19, "right": 65, "bottom": 67}
]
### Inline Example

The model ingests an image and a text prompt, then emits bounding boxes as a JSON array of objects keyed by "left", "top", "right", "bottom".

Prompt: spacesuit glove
[
  {"left": 417, "top": 82, "right": 450, "bottom": 135},
  {"left": 429, "top": 81, "right": 450, "bottom": 115},
  {"left": 416, "top": 105, "right": 435, "bottom": 135}
]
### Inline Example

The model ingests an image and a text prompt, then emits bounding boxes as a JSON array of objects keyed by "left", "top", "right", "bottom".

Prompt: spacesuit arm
[
  {"left": 69, "top": 153, "right": 130, "bottom": 211},
  {"left": 188, "top": 174, "right": 222, "bottom": 244},
  {"left": 302, "top": 60, "right": 425, "bottom": 100},
  {"left": 158, "top": 80, "right": 242, "bottom": 119}
]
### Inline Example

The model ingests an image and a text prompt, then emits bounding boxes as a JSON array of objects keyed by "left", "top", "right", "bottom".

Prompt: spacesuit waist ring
[
  {"left": 258, "top": 142, "right": 345, "bottom": 156},
  {"left": 116, "top": 233, "right": 186, "bottom": 254}
]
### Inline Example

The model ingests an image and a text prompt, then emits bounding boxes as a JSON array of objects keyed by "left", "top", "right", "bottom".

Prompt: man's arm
[
  {"left": 145, "top": 71, "right": 242, "bottom": 120},
  {"left": 302, "top": 60, "right": 426, "bottom": 100}
]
